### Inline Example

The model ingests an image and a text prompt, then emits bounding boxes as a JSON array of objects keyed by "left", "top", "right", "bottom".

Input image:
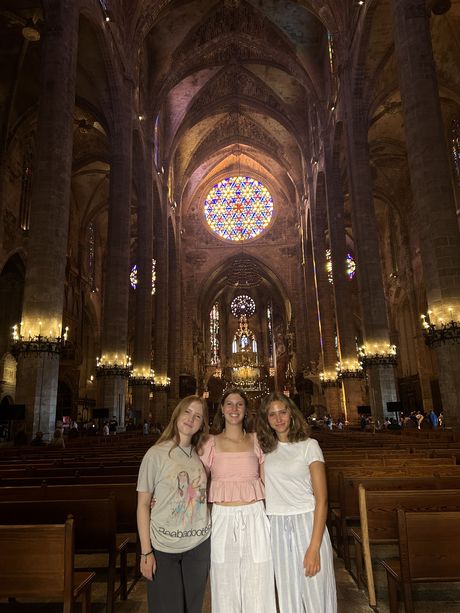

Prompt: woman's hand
[
  {"left": 303, "top": 545, "right": 321, "bottom": 576},
  {"left": 140, "top": 552, "right": 156, "bottom": 580}
]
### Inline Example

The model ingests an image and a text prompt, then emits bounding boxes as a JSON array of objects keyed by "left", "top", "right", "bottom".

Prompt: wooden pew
[
  {"left": 0, "top": 482, "right": 137, "bottom": 533},
  {"left": 381, "top": 510, "right": 460, "bottom": 613},
  {"left": 0, "top": 517, "right": 95, "bottom": 613},
  {"left": 0, "top": 497, "right": 128, "bottom": 613},
  {"left": 352, "top": 487, "right": 460, "bottom": 607},
  {"left": 333, "top": 474, "right": 440, "bottom": 571}
]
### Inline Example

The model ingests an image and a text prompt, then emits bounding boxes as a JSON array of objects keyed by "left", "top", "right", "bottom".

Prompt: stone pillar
[
  {"left": 96, "top": 81, "right": 133, "bottom": 427},
  {"left": 14, "top": 0, "right": 78, "bottom": 439},
  {"left": 311, "top": 174, "right": 341, "bottom": 419},
  {"left": 324, "top": 147, "right": 366, "bottom": 424},
  {"left": 341, "top": 70, "right": 398, "bottom": 422},
  {"left": 131, "top": 139, "right": 154, "bottom": 423},
  {"left": 168, "top": 218, "right": 181, "bottom": 410},
  {"left": 152, "top": 189, "right": 169, "bottom": 424},
  {"left": 392, "top": 0, "right": 460, "bottom": 428}
]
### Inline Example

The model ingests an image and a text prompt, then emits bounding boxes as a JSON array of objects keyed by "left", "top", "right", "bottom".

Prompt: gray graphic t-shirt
[{"left": 137, "top": 441, "right": 211, "bottom": 553}]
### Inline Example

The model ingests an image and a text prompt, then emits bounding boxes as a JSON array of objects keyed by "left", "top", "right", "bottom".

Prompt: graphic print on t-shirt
[{"left": 171, "top": 468, "right": 207, "bottom": 526}]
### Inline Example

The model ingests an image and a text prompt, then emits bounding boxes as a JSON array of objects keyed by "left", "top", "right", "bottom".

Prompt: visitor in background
[
  {"left": 137, "top": 396, "right": 210, "bottom": 613},
  {"left": 30, "top": 431, "right": 45, "bottom": 446},
  {"left": 257, "top": 392, "right": 337, "bottom": 613},
  {"left": 200, "top": 387, "right": 276, "bottom": 613},
  {"left": 48, "top": 428, "right": 65, "bottom": 448}
]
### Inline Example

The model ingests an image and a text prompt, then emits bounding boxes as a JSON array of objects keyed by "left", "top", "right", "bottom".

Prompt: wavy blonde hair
[{"left": 256, "top": 392, "right": 310, "bottom": 453}]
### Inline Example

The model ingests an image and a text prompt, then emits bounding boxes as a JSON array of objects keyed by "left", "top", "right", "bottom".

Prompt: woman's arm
[
  {"left": 303, "top": 460, "right": 328, "bottom": 577},
  {"left": 137, "top": 491, "right": 156, "bottom": 579}
]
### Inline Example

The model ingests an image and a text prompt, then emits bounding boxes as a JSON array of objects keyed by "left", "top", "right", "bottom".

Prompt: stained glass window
[
  {"left": 19, "top": 139, "right": 33, "bottom": 231},
  {"left": 327, "top": 32, "right": 335, "bottom": 73},
  {"left": 346, "top": 253, "right": 356, "bottom": 279},
  {"left": 326, "top": 249, "right": 356, "bottom": 284},
  {"left": 204, "top": 175, "right": 273, "bottom": 241},
  {"left": 210, "top": 302, "right": 220, "bottom": 365},
  {"left": 151, "top": 259, "right": 156, "bottom": 295},
  {"left": 326, "top": 249, "right": 333, "bottom": 284},
  {"left": 453, "top": 118, "right": 460, "bottom": 186},
  {"left": 267, "top": 301, "right": 274, "bottom": 363},
  {"left": 130, "top": 259, "right": 156, "bottom": 293},
  {"left": 130, "top": 264, "right": 137, "bottom": 289},
  {"left": 88, "top": 222, "right": 96, "bottom": 291},
  {"left": 231, "top": 294, "right": 256, "bottom": 318}
]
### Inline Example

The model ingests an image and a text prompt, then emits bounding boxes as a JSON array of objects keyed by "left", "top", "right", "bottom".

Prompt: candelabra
[
  {"left": 96, "top": 354, "right": 132, "bottom": 378},
  {"left": 421, "top": 312, "right": 460, "bottom": 348},
  {"left": 129, "top": 368, "right": 155, "bottom": 386},
  {"left": 358, "top": 343, "right": 397, "bottom": 368},
  {"left": 153, "top": 375, "right": 171, "bottom": 391},
  {"left": 11, "top": 323, "right": 70, "bottom": 357},
  {"left": 319, "top": 372, "right": 341, "bottom": 388}
]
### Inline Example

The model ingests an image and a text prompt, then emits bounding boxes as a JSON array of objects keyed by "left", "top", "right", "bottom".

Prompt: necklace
[
  {"left": 177, "top": 445, "right": 193, "bottom": 458},
  {"left": 222, "top": 430, "right": 246, "bottom": 444}
]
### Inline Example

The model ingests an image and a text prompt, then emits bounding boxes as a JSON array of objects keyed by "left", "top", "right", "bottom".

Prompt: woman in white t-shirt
[{"left": 257, "top": 392, "right": 337, "bottom": 613}]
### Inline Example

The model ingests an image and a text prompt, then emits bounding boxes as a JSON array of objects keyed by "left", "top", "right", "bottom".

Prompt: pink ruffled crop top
[{"left": 200, "top": 434, "right": 265, "bottom": 503}]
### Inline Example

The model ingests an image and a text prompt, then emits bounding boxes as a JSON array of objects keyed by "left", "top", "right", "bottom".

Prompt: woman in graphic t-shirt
[
  {"left": 137, "top": 395, "right": 211, "bottom": 613},
  {"left": 257, "top": 392, "right": 337, "bottom": 613},
  {"left": 200, "top": 387, "right": 276, "bottom": 613}
]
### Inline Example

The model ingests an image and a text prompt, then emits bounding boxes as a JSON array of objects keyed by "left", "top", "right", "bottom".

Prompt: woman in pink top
[{"left": 200, "top": 387, "right": 276, "bottom": 613}]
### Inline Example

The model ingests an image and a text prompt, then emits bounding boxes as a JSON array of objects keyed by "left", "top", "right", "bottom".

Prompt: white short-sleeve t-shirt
[{"left": 264, "top": 438, "right": 324, "bottom": 515}]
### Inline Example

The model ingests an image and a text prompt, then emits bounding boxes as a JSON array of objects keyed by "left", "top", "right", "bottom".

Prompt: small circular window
[{"left": 204, "top": 175, "right": 273, "bottom": 241}]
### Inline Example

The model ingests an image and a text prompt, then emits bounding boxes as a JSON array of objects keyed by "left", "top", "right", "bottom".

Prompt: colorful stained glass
[
  {"left": 326, "top": 249, "right": 356, "bottom": 284},
  {"left": 130, "top": 264, "right": 137, "bottom": 289},
  {"left": 152, "top": 259, "right": 156, "bottom": 295},
  {"left": 346, "top": 253, "right": 356, "bottom": 279},
  {"left": 210, "top": 302, "right": 220, "bottom": 365},
  {"left": 204, "top": 175, "right": 273, "bottom": 241},
  {"left": 231, "top": 294, "right": 256, "bottom": 319},
  {"left": 130, "top": 259, "right": 156, "bottom": 293},
  {"left": 453, "top": 118, "right": 460, "bottom": 186},
  {"left": 326, "top": 249, "right": 333, "bottom": 284}
]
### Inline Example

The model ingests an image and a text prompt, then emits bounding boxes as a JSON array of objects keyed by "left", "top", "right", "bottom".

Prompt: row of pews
[
  {"left": 0, "top": 432, "right": 156, "bottom": 611},
  {"left": 314, "top": 429, "right": 460, "bottom": 612}
]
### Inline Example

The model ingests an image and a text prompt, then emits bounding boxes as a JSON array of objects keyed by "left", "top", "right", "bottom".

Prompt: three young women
[
  {"left": 257, "top": 391, "right": 337, "bottom": 613},
  {"left": 200, "top": 387, "right": 276, "bottom": 613},
  {"left": 136, "top": 395, "right": 211, "bottom": 613}
]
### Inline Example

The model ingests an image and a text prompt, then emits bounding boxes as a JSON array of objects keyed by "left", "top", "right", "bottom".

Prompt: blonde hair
[{"left": 156, "top": 395, "right": 209, "bottom": 454}]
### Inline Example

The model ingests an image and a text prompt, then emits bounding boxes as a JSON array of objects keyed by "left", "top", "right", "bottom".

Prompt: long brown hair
[
  {"left": 256, "top": 392, "right": 310, "bottom": 453},
  {"left": 211, "top": 387, "right": 249, "bottom": 434},
  {"left": 156, "top": 395, "right": 209, "bottom": 454}
]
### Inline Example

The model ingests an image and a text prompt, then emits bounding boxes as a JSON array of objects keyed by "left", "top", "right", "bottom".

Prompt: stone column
[
  {"left": 96, "top": 81, "right": 133, "bottom": 428},
  {"left": 14, "top": 0, "right": 78, "bottom": 439},
  {"left": 311, "top": 174, "right": 341, "bottom": 419},
  {"left": 324, "top": 146, "right": 366, "bottom": 424},
  {"left": 168, "top": 219, "right": 181, "bottom": 410},
  {"left": 152, "top": 188, "right": 169, "bottom": 424},
  {"left": 131, "top": 139, "right": 154, "bottom": 423},
  {"left": 341, "top": 70, "right": 398, "bottom": 422},
  {"left": 392, "top": 0, "right": 460, "bottom": 428}
]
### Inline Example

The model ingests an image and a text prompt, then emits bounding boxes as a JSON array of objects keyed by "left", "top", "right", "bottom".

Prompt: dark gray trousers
[{"left": 147, "top": 537, "right": 210, "bottom": 613}]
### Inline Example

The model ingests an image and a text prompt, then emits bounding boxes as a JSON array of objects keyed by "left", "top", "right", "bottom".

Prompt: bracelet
[{"left": 140, "top": 549, "right": 154, "bottom": 557}]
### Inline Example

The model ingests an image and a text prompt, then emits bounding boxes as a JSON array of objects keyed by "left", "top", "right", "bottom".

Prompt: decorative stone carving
[
  {"left": 193, "top": 112, "right": 280, "bottom": 163},
  {"left": 190, "top": 66, "right": 285, "bottom": 117}
]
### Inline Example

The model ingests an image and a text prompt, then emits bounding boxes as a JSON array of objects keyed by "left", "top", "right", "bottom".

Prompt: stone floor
[{"left": 1, "top": 552, "right": 459, "bottom": 612}]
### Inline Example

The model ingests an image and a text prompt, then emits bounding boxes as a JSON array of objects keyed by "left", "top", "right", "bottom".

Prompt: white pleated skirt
[
  {"left": 210, "top": 501, "right": 277, "bottom": 613},
  {"left": 269, "top": 512, "right": 337, "bottom": 613}
]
